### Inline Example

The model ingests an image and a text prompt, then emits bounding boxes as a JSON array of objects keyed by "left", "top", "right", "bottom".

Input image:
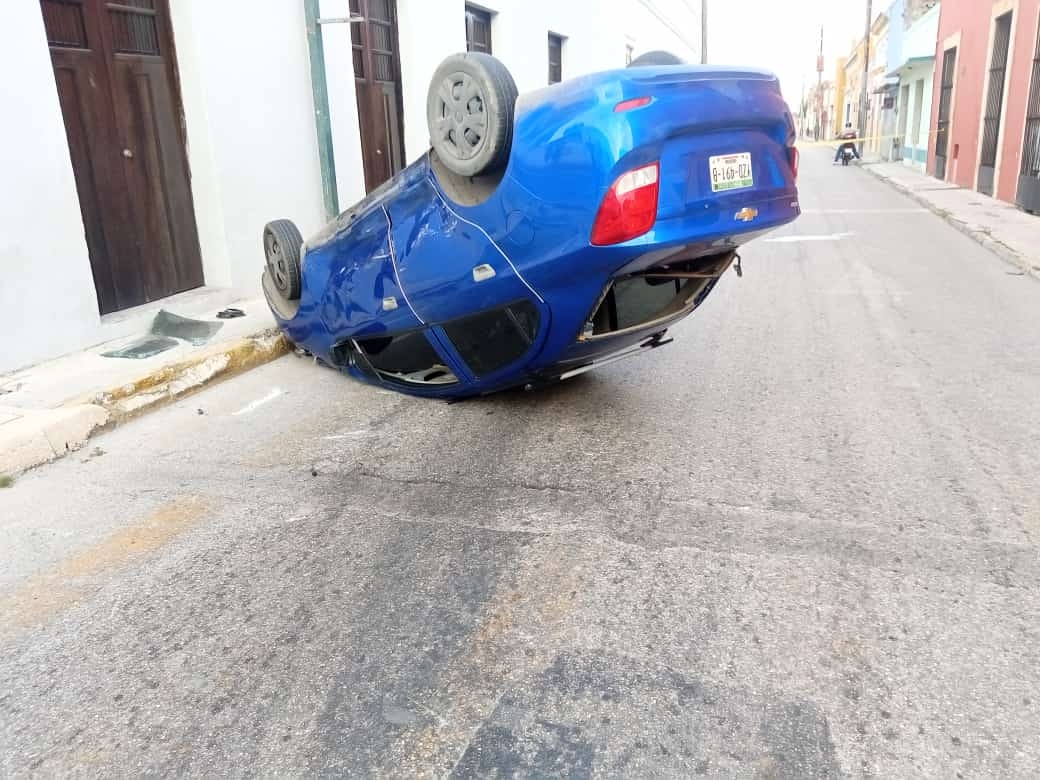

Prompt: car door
[{"left": 385, "top": 175, "right": 549, "bottom": 383}]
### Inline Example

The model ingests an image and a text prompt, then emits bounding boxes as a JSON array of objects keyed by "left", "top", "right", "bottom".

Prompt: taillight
[
  {"left": 788, "top": 146, "right": 799, "bottom": 180},
  {"left": 590, "top": 162, "right": 660, "bottom": 246},
  {"left": 614, "top": 96, "right": 652, "bottom": 112}
]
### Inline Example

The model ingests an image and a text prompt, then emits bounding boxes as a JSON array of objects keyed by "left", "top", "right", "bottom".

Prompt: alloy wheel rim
[{"left": 434, "top": 71, "right": 488, "bottom": 160}]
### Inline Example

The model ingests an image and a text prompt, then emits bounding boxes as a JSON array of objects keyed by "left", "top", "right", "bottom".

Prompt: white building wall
[
  {"left": 392, "top": 0, "right": 700, "bottom": 167},
  {"left": 0, "top": 3, "right": 100, "bottom": 373},
  {"left": 902, "top": 66, "right": 935, "bottom": 170},
  {"left": 627, "top": 0, "right": 702, "bottom": 62},
  {"left": 319, "top": 0, "right": 369, "bottom": 215},
  {"left": 484, "top": 0, "right": 623, "bottom": 93},
  {"left": 1, "top": 1, "right": 333, "bottom": 373},
  {"left": 904, "top": 3, "right": 940, "bottom": 58},
  {"left": 170, "top": 0, "right": 327, "bottom": 294},
  {"left": 396, "top": 0, "right": 469, "bottom": 167},
  {"left": 900, "top": 4, "right": 939, "bottom": 170},
  {"left": 1, "top": 0, "right": 703, "bottom": 373},
  {"left": 916, "top": 72, "right": 934, "bottom": 162}
]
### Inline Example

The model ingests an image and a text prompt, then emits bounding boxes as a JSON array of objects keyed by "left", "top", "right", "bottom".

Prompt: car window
[
  {"left": 613, "top": 277, "right": 683, "bottom": 330},
  {"left": 356, "top": 330, "right": 458, "bottom": 386},
  {"left": 442, "top": 301, "right": 540, "bottom": 378}
]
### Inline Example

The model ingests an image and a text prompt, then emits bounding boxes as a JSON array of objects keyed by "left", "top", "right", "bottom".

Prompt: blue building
[{"left": 885, "top": 0, "right": 941, "bottom": 169}]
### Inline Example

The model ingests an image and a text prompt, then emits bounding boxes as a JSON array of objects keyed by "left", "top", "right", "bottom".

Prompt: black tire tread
[
  {"left": 427, "top": 52, "right": 518, "bottom": 177},
  {"left": 263, "top": 219, "right": 304, "bottom": 301}
]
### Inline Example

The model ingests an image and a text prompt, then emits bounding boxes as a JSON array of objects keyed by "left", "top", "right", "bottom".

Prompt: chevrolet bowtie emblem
[{"left": 734, "top": 207, "right": 759, "bottom": 223}]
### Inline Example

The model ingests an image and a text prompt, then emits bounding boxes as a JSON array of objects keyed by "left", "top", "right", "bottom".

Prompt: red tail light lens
[
  {"left": 788, "top": 146, "right": 799, "bottom": 180},
  {"left": 614, "top": 96, "right": 652, "bottom": 112},
  {"left": 590, "top": 162, "right": 660, "bottom": 246}
]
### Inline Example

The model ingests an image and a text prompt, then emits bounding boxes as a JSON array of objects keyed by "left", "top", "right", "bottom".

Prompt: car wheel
[
  {"left": 263, "top": 219, "right": 303, "bottom": 301},
  {"left": 427, "top": 52, "right": 518, "bottom": 177},
  {"left": 628, "top": 50, "right": 686, "bottom": 67}
]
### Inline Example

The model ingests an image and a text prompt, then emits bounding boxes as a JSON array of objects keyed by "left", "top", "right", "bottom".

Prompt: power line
[
  {"left": 678, "top": 0, "right": 699, "bottom": 15},
  {"left": 636, "top": 0, "right": 701, "bottom": 57},
  {"left": 677, "top": 0, "right": 708, "bottom": 62}
]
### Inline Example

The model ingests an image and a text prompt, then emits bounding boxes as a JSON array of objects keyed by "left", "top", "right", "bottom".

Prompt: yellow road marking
[
  {"left": 796, "top": 132, "right": 934, "bottom": 148},
  {"left": 0, "top": 495, "right": 212, "bottom": 638}
]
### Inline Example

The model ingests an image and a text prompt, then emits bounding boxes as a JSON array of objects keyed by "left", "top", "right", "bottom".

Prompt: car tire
[
  {"left": 427, "top": 52, "right": 518, "bottom": 177},
  {"left": 628, "top": 50, "right": 686, "bottom": 67},
  {"left": 263, "top": 219, "right": 303, "bottom": 301}
]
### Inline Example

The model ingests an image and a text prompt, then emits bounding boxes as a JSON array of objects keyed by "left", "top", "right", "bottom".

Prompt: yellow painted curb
[{"left": 86, "top": 329, "right": 290, "bottom": 423}]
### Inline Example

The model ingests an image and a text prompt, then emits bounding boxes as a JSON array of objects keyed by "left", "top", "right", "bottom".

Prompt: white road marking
[
  {"left": 800, "top": 208, "right": 928, "bottom": 214},
  {"left": 765, "top": 232, "right": 856, "bottom": 243},
  {"left": 232, "top": 388, "right": 283, "bottom": 416},
  {"left": 322, "top": 430, "right": 373, "bottom": 440}
]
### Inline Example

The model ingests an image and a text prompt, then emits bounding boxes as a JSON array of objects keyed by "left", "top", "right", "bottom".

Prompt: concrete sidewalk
[
  {"left": 863, "top": 161, "right": 1040, "bottom": 277},
  {"left": 0, "top": 296, "right": 287, "bottom": 477}
]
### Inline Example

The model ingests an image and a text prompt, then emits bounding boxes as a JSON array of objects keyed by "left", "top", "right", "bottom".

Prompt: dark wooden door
[
  {"left": 465, "top": 6, "right": 493, "bottom": 54},
  {"left": 349, "top": 0, "right": 406, "bottom": 193},
  {"left": 1017, "top": 20, "right": 1040, "bottom": 214},
  {"left": 934, "top": 47, "right": 957, "bottom": 181},
  {"left": 41, "top": 0, "right": 203, "bottom": 314},
  {"left": 978, "top": 12, "right": 1012, "bottom": 196}
]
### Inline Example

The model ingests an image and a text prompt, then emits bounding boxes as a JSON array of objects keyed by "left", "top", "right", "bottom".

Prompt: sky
[{"left": 706, "top": 0, "right": 876, "bottom": 106}]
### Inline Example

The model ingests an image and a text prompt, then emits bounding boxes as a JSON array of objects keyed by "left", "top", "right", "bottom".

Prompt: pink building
[{"left": 928, "top": 0, "right": 1040, "bottom": 211}]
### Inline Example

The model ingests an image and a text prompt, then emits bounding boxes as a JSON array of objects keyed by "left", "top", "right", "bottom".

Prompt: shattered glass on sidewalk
[
  {"left": 101, "top": 310, "right": 224, "bottom": 359},
  {"left": 101, "top": 336, "right": 180, "bottom": 360},
  {"left": 150, "top": 310, "right": 223, "bottom": 346}
]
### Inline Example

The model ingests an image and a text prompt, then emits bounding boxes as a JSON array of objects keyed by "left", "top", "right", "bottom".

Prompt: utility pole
[
  {"left": 800, "top": 80, "right": 806, "bottom": 138},
  {"left": 859, "top": 0, "right": 873, "bottom": 156},
  {"left": 701, "top": 0, "right": 708, "bottom": 64},
  {"left": 816, "top": 25, "right": 824, "bottom": 140}
]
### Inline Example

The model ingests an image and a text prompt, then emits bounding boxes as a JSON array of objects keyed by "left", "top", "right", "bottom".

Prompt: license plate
[{"left": 709, "top": 153, "right": 754, "bottom": 192}]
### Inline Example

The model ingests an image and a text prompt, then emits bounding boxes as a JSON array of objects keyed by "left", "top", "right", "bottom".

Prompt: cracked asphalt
[{"left": 2, "top": 149, "right": 1039, "bottom": 777}]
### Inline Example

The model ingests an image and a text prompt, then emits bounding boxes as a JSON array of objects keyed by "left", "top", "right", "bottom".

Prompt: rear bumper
[{"left": 650, "top": 192, "right": 799, "bottom": 257}]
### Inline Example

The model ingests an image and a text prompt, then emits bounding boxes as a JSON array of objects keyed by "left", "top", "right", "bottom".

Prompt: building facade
[
  {"left": 833, "top": 56, "right": 849, "bottom": 137},
  {"left": 887, "top": 0, "right": 941, "bottom": 169},
  {"left": 833, "top": 15, "right": 896, "bottom": 145},
  {"left": 928, "top": 0, "right": 1040, "bottom": 208},
  {"left": 866, "top": 11, "right": 896, "bottom": 159},
  {"left": 1, "top": 0, "right": 699, "bottom": 373},
  {"left": 807, "top": 80, "right": 837, "bottom": 141}
]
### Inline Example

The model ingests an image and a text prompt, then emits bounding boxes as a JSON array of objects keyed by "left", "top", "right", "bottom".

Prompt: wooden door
[
  {"left": 934, "top": 47, "right": 957, "bottom": 181},
  {"left": 41, "top": 0, "right": 203, "bottom": 314},
  {"left": 349, "top": 0, "right": 406, "bottom": 193},
  {"left": 978, "top": 12, "right": 1012, "bottom": 196},
  {"left": 1017, "top": 20, "right": 1040, "bottom": 214},
  {"left": 465, "top": 6, "right": 493, "bottom": 54}
]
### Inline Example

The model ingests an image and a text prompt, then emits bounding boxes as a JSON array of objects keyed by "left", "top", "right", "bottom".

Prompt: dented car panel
[{"left": 263, "top": 64, "right": 801, "bottom": 399}]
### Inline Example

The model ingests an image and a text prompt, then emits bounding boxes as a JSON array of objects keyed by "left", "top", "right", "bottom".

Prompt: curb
[
  {"left": 87, "top": 329, "right": 289, "bottom": 422},
  {"left": 0, "top": 330, "right": 288, "bottom": 477},
  {"left": 861, "top": 164, "right": 1039, "bottom": 280},
  {"left": 0, "top": 404, "right": 108, "bottom": 477}
]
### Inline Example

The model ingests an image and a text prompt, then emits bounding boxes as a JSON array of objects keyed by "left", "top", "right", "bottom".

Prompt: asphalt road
[{"left": 3, "top": 149, "right": 1039, "bottom": 778}]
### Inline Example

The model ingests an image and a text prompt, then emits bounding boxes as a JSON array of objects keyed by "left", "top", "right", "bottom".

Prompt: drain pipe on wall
[{"left": 304, "top": 0, "right": 339, "bottom": 221}]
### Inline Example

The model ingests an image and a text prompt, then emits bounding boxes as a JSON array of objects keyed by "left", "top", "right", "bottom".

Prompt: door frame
[
  {"left": 41, "top": 0, "right": 203, "bottom": 314},
  {"left": 934, "top": 41, "right": 959, "bottom": 180},
  {"left": 349, "top": 0, "right": 407, "bottom": 193},
  {"left": 1017, "top": 10, "right": 1040, "bottom": 212},
  {"left": 975, "top": 3, "right": 1020, "bottom": 196}
]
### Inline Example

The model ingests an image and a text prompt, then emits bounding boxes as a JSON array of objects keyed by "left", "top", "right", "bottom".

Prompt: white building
[{"left": 1, "top": 0, "right": 699, "bottom": 374}]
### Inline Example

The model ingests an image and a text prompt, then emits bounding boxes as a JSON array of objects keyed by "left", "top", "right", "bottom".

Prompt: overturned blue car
[{"left": 262, "top": 51, "right": 800, "bottom": 399}]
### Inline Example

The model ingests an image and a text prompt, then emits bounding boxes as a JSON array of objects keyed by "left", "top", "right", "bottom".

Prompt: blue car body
[{"left": 264, "top": 64, "right": 800, "bottom": 399}]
